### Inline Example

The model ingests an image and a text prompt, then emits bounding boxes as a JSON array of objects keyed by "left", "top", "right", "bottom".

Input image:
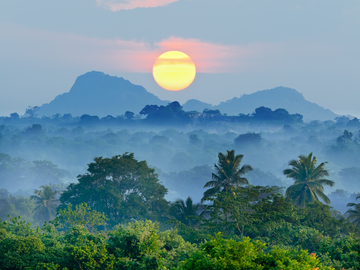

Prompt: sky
[{"left": 0, "top": 0, "right": 359, "bottom": 117}]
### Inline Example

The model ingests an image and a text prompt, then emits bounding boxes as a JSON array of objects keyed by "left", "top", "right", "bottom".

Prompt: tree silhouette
[
  {"left": 170, "top": 196, "right": 208, "bottom": 228},
  {"left": 284, "top": 153, "right": 334, "bottom": 208},
  {"left": 125, "top": 111, "right": 135, "bottom": 119},
  {"left": 202, "top": 150, "right": 252, "bottom": 202},
  {"left": 31, "top": 185, "right": 58, "bottom": 223},
  {"left": 25, "top": 106, "right": 39, "bottom": 117},
  {"left": 345, "top": 195, "right": 360, "bottom": 228}
]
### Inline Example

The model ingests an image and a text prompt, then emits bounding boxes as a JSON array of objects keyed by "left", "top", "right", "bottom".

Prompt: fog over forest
[
  {"left": 1, "top": 103, "right": 359, "bottom": 214},
  {"left": 2, "top": 90, "right": 360, "bottom": 270}
]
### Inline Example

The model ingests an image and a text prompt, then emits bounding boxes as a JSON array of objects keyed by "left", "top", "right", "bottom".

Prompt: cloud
[
  {"left": 0, "top": 23, "right": 273, "bottom": 73},
  {"left": 96, "top": 0, "right": 179, "bottom": 11}
]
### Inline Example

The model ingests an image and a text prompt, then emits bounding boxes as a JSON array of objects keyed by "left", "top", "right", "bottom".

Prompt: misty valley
[{"left": 1, "top": 94, "right": 360, "bottom": 269}]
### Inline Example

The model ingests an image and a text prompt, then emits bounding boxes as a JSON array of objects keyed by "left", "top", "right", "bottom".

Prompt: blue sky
[{"left": 0, "top": 0, "right": 359, "bottom": 116}]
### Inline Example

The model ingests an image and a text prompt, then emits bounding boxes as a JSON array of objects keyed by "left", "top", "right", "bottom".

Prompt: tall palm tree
[
  {"left": 284, "top": 153, "right": 334, "bottom": 208},
  {"left": 31, "top": 185, "right": 58, "bottom": 224},
  {"left": 201, "top": 150, "right": 253, "bottom": 202},
  {"left": 345, "top": 195, "right": 360, "bottom": 228},
  {"left": 170, "top": 196, "right": 208, "bottom": 228}
]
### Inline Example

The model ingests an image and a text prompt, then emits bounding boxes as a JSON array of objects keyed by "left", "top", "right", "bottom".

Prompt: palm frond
[
  {"left": 314, "top": 189, "right": 331, "bottom": 204},
  {"left": 238, "top": 164, "right": 253, "bottom": 176},
  {"left": 201, "top": 187, "right": 220, "bottom": 202},
  {"left": 203, "top": 180, "right": 219, "bottom": 188},
  {"left": 314, "top": 179, "right": 334, "bottom": 187}
]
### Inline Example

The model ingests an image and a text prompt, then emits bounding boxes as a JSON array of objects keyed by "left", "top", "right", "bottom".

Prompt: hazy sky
[{"left": 0, "top": 0, "right": 359, "bottom": 116}]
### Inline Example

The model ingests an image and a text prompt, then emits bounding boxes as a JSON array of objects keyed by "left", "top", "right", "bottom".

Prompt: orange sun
[{"left": 152, "top": 51, "right": 196, "bottom": 91}]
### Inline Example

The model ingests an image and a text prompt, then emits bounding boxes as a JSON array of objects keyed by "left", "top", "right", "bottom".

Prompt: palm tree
[
  {"left": 170, "top": 196, "right": 208, "bottom": 228},
  {"left": 31, "top": 185, "right": 59, "bottom": 224},
  {"left": 345, "top": 195, "right": 360, "bottom": 228},
  {"left": 284, "top": 153, "right": 334, "bottom": 208},
  {"left": 201, "top": 150, "right": 253, "bottom": 202}
]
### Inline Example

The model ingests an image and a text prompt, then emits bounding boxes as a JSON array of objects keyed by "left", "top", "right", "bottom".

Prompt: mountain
[
  {"left": 37, "top": 71, "right": 168, "bottom": 117},
  {"left": 182, "top": 99, "right": 213, "bottom": 113},
  {"left": 183, "top": 87, "right": 338, "bottom": 121},
  {"left": 38, "top": 73, "right": 338, "bottom": 121}
]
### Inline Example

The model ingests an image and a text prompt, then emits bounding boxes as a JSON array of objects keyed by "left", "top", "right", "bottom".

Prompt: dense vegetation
[
  {"left": 2, "top": 105, "right": 360, "bottom": 269},
  {"left": 1, "top": 150, "right": 360, "bottom": 269}
]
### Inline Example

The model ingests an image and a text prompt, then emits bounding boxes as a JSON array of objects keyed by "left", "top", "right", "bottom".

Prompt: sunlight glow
[{"left": 152, "top": 51, "right": 196, "bottom": 91}]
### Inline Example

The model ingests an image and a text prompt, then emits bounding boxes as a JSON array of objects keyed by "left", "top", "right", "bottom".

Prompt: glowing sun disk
[{"left": 153, "top": 51, "right": 196, "bottom": 91}]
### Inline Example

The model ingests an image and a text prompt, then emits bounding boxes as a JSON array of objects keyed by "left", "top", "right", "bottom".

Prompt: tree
[
  {"left": 169, "top": 197, "right": 207, "bottom": 228},
  {"left": 345, "top": 195, "right": 360, "bottom": 228},
  {"left": 24, "top": 124, "right": 43, "bottom": 136},
  {"left": 202, "top": 109, "right": 221, "bottom": 115},
  {"left": 59, "top": 153, "right": 168, "bottom": 226},
  {"left": 25, "top": 106, "right": 39, "bottom": 117},
  {"left": 284, "top": 153, "right": 334, "bottom": 208},
  {"left": 53, "top": 203, "right": 107, "bottom": 233},
  {"left": 139, "top": 102, "right": 190, "bottom": 124},
  {"left": 9, "top": 113, "right": 19, "bottom": 120},
  {"left": 201, "top": 150, "right": 252, "bottom": 202},
  {"left": 299, "top": 201, "right": 358, "bottom": 237},
  {"left": 234, "top": 132, "right": 262, "bottom": 148},
  {"left": 189, "top": 134, "right": 201, "bottom": 145},
  {"left": 336, "top": 130, "right": 353, "bottom": 145},
  {"left": 31, "top": 185, "right": 58, "bottom": 224},
  {"left": 125, "top": 111, "right": 135, "bottom": 119},
  {"left": 179, "top": 233, "right": 332, "bottom": 270}
]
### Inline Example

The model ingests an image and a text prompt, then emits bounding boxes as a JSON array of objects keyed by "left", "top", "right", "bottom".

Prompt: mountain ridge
[
  {"left": 37, "top": 71, "right": 169, "bottom": 117},
  {"left": 183, "top": 86, "right": 338, "bottom": 121},
  {"left": 37, "top": 71, "right": 338, "bottom": 121}
]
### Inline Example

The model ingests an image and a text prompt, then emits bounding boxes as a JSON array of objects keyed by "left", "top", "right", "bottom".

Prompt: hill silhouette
[
  {"left": 182, "top": 87, "right": 338, "bottom": 121},
  {"left": 37, "top": 72, "right": 338, "bottom": 121},
  {"left": 182, "top": 99, "right": 213, "bottom": 113},
  {"left": 37, "top": 71, "right": 168, "bottom": 117}
]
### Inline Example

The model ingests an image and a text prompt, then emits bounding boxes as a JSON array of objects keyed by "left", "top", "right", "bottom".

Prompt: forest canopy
[{"left": 1, "top": 105, "right": 360, "bottom": 269}]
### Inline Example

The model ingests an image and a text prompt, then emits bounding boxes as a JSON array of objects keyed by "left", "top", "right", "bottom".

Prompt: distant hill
[
  {"left": 183, "top": 87, "right": 338, "bottom": 121},
  {"left": 182, "top": 99, "right": 213, "bottom": 113},
  {"left": 37, "top": 71, "right": 168, "bottom": 117},
  {"left": 38, "top": 73, "right": 338, "bottom": 121}
]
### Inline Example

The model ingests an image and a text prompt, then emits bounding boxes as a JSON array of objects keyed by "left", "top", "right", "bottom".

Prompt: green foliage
[
  {"left": 158, "top": 229, "right": 197, "bottom": 269},
  {"left": 108, "top": 220, "right": 164, "bottom": 269},
  {"left": 0, "top": 153, "right": 68, "bottom": 191},
  {"left": 253, "top": 221, "right": 325, "bottom": 252},
  {"left": 284, "top": 153, "right": 334, "bottom": 208},
  {"left": 62, "top": 226, "right": 114, "bottom": 270},
  {"left": 319, "top": 234, "right": 360, "bottom": 270},
  {"left": 169, "top": 219, "right": 210, "bottom": 245},
  {"left": 31, "top": 185, "right": 59, "bottom": 224},
  {"left": 204, "top": 186, "right": 291, "bottom": 238},
  {"left": 107, "top": 220, "right": 196, "bottom": 270},
  {"left": 1, "top": 146, "right": 360, "bottom": 269},
  {"left": 179, "top": 233, "right": 331, "bottom": 270},
  {"left": 53, "top": 203, "right": 107, "bottom": 232},
  {"left": 0, "top": 234, "right": 45, "bottom": 269},
  {"left": 169, "top": 196, "right": 207, "bottom": 228},
  {"left": 0, "top": 191, "right": 35, "bottom": 222},
  {"left": 204, "top": 186, "right": 262, "bottom": 237},
  {"left": 202, "top": 150, "right": 252, "bottom": 202},
  {"left": 0, "top": 193, "right": 356, "bottom": 270},
  {"left": 300, "top": 201, "right": 358, "bottom": 236},
  {"left": 346, "top": 195, "right": 360, "bottom": 228},
  {"left": 59, "top": 153, "right": 169, "bottom": 226}
]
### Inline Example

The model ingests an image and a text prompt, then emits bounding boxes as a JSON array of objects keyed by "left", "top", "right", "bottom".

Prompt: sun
[{"left": 152, "top": 51, "right": 196, "bottom": 91}]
